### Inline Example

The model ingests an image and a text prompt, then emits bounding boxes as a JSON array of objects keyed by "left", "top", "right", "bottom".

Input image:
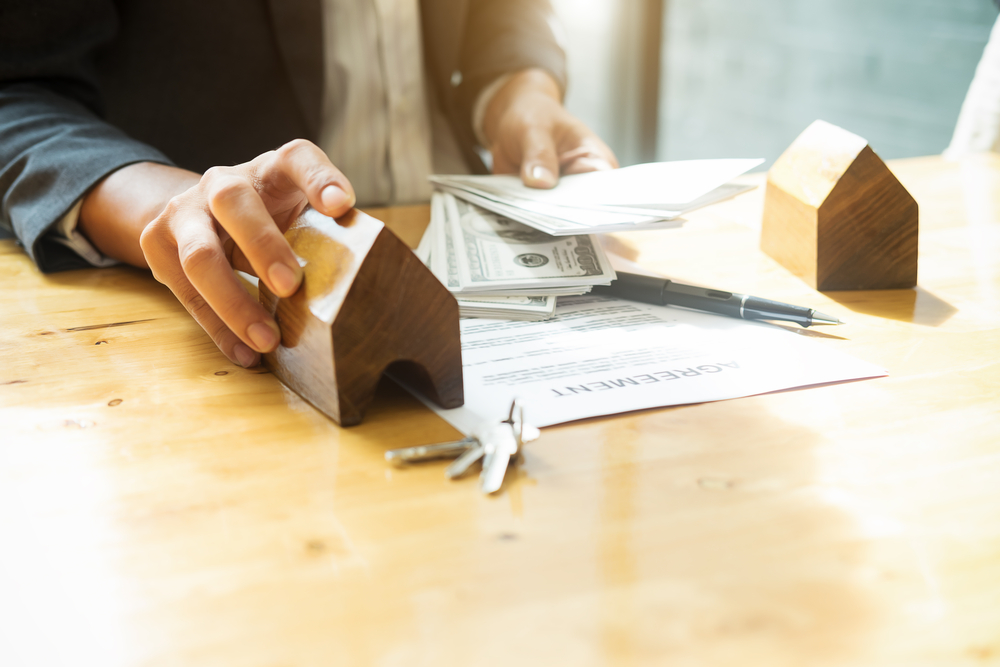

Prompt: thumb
[{"left": 519, "top": 127, "right": 560, "bottom": 189}]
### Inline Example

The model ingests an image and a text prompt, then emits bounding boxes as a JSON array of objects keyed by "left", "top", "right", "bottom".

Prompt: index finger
[
  {"left": 206, "top": 172, "right": 303, "bottom": 298},
  {"left": 261, "top": 139, "right": 357, "bottom": 219},
  {"left": 518, "top": 126, "right": 560, "bottom": 189},
  {"left": 558, "top": 145, "right": 616, "bottom": 175}
]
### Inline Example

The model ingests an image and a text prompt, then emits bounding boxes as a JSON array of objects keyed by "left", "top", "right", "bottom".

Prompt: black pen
[{"left": 591, "top": 272, "right": 843, "bottom": 327}]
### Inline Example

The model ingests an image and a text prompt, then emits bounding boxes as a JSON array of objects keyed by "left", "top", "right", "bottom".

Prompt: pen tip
[{"left": 810, "top": 310, "right": 844, "bottom": 326}]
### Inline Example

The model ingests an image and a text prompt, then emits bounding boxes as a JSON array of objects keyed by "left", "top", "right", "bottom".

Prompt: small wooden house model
[
  {"left": 761, "top": 120, "right": 918, "bottom": 291},
  {"left": 259, "top": 208, "right": 464, "bottom": 426}
]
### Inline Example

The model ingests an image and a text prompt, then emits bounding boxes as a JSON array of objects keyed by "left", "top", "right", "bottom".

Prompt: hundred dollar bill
[
  {"left": 455, "top": 293, "right": 557, "bottom": 321},
  {"left": 414, "top": 212, "right": 433, "bottom": 264},
  {"left": 430, "top": 194, "right": 589, "bottom": 295},
  {"left": 423, "top": 193, "right": 557, "bottom": 320},
  {"left": 443, "top": 193, "right": 616, "bottom": 292},
  {"left": 429, "top": 193, "right": 460, "bottom": 291},
  {"left": 433, "top": 184, "right": 668, "bottom": 235}
]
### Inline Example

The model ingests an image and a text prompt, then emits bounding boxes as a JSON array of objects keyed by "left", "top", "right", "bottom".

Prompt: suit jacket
[{"left": 0, "top": 0, "right": 566, "bottom": 271}]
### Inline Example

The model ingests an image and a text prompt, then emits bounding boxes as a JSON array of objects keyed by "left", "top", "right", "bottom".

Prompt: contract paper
[
  {"left": 430, "top": 159, "right": 764, "bottom": 235},
  {"left": 401, "top": 296, "right": 887, "bottom": 434},
  {"left": 433, "top": 158, "right": 762, "bottom": 207}
]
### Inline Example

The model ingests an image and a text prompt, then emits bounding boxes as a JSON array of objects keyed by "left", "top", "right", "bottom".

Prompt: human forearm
[
  {"left": 456, "top": 0, "right": 568, "bottom": 128},
  {"left": 79, "top": 162, "right": 201, "bottom": 268},
  {"left": 481, "top": 68, "right": 562, "bottom": 145}
]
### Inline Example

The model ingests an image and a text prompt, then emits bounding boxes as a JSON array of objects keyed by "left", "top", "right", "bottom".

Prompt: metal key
[
  {"left": 478, "top": 422, "right": 520, "bottom": 494},
  {"left": 386, "top": 399, "right": 541, "bottom": 494},
  {"left": 477, "top": 400, "right": 542, "bottom": 493},
  {"left": 502, "top": 399, "right": 540, "bottom": 461},
  {"left": 448, "top": 399, "right": 525, "bottom": 484},
  {"left": 445, "top": 440, "right": 486, "bottom": 479},
  {"left": 385, "top": 436, "right": 477, "bottom": 466}
]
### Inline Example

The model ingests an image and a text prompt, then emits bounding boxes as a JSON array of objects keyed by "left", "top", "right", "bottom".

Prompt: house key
[
  {"left": 384, "top": 399, "right": 540, "bottom": 494},
  {"left": 384, "top": 436, "right": 478, "bottom": 466}
]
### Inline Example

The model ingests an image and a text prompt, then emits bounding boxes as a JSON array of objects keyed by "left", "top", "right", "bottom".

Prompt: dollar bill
[
  {"left": 433, "top": 183, "right": 667, "bottom": 234},
  {"left": 422, "top": 193, "right": 558, "bottom": 320},
  {"left": 442, "top": 193, "right": 616, "bottom": 292},
  {"left": 429, "top": 193, "right": 460, "bottom": 291},
  {"left": 455, "top": 293, "right": 557, "bottom": 321},
  {"left": 430, "top": 160, "right": 761, "bottom": 235},
  {"left": 430, "top": 195, "right": 591, "bottom": 294}
]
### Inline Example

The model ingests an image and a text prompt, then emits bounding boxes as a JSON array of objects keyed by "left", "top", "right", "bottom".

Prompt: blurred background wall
[{"left": 551, "top": 0, "right": 999, "bottom": 169}]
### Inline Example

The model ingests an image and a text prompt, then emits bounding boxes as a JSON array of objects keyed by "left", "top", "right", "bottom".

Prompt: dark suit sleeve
[
  {"left": 0, "top": 2, "right": 172, "bottom": 272},
  {"left": 440, "top": 0, "right": 567, "bottom": 171},
  {"left": 457, "top": 0, "right": 567, "bottom": 119}
]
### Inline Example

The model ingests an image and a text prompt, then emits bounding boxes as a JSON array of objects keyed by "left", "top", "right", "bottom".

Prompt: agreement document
[{"left": 402, "top": 296, "right": 886, "bottom": 434}]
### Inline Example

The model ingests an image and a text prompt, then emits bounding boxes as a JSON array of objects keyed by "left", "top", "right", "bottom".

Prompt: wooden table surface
[{"left": 2, "top": 155, "right": 999, "bottom": 667}]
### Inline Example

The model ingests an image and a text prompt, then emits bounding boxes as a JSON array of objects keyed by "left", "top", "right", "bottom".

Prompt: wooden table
[{"left": 2, "top": 155, "right": 998, "bottom": 666}]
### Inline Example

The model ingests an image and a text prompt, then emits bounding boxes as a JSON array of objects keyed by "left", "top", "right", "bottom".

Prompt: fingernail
[
  {"left": 584, "top": 157, "right": 614, "bottom": 171},
  {"left": 234, "top": 343, "right": 258, "bottom": 368},
  {"left": 563, "top": 156, "right": 615, "bottom": 175},
  {"left": 321, "top": 185, "right": 353, "bottom": 213},
  {"left": 268, "top": 262, "right": 300, "bottom": 297},
  {"left": 247, "top": 321, "right": 280, "bottom": 352},
  {"left": 529, "top": 165, "right": 556, "bottom": 188}
]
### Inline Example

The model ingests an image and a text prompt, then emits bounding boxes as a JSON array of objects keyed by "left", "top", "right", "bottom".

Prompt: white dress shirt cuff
[
  {"left": 47, "top": 200, "right": 120, "bottom": 268},
  {"left": 472, "top": 73, "right": 515, "bottom": 149}
]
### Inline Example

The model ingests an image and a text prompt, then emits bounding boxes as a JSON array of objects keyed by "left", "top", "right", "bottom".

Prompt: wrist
[
  {"left": 481, "top": 68, "right": 562, "bottom": 148},
  {"left": 79, "top": 162, "right": 200, "bottom": 267}
]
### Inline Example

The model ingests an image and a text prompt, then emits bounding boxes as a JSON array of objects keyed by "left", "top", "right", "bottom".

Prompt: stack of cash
[
  {"left": 429, "top": 159, "right": 763, "bottom": 236},
  {"left": 416, "top": 192, "right": 617, "bottom": 321}
]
